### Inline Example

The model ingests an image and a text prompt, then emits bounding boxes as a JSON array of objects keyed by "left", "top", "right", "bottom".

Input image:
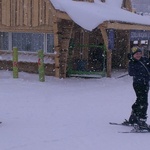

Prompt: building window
[
  {"left": 0, "top": 32, "right": 54, "bottom": 53},
  {"left": 12, "top": 33, "right": 44, "bottom": 52},
  {"left": 47, "top": 34, "right": 54, "bottom": 53},
  {"left": 0, "top": 32, "right": 9, "bottom": 50}
]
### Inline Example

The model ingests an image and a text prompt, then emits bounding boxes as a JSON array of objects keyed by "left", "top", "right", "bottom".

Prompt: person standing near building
[{"left": 126, "top": 46, "right": 150, "bottom": 129}]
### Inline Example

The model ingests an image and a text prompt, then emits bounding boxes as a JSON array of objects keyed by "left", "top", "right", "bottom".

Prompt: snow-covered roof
[{"left": 50, "top": 0, "right": 150, "bottom": 31}]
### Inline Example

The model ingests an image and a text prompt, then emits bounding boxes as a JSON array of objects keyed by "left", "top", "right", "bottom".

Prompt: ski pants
[{"left": 132, "top": 82, "right": 149, "bottom": 119}]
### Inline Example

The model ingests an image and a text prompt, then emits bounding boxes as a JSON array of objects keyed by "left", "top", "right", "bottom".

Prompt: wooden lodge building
[{"left": 0, "top": 0, "right": 150, "bottom": 78}]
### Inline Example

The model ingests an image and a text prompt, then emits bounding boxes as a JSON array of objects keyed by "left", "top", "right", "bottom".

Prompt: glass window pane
[
  {"left": 0, "top": 32, "right": 9, "bottom": 50},
  {"left": 12, "top": 33, "right": 44, "bottom": 52},
  {"left": 47, "top": 34, "right": 54, "bottom": 53}
]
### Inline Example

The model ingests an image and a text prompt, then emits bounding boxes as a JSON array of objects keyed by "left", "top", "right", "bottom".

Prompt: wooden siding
[
  {"left": 122, "top": 0, "right": 132, "bottom": 11},
  {"left": 0, "top": 0, "right": 54, "bottom": 33},
  {"left": 0, "top": 50, "right": 55, "bottom": 76},
  {"left": 0, "top": 60, "right": 55, "bottom": 76}
]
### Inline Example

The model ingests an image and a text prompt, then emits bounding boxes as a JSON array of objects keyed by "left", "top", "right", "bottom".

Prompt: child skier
[{"left": 126, "top": 46, "right": 150, "bottom": 129}]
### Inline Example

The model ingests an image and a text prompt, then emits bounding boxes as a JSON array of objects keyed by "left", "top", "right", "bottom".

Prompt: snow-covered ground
[{"left": 0, "top": 70, "right": 150, "bottom": 150}]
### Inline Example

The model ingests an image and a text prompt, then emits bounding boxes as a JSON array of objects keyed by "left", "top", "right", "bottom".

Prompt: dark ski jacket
[{"left": 128, "top": 57, "right": 150, "bottom": 84}]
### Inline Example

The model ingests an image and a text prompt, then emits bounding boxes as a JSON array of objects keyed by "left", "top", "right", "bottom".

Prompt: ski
[
  {"left": 119, "top": 129, "right": 150, "bottom": 133},
  {"left": 119, "top": 131, "right": 150, "bottom": 133},
  {"left": 109, "top": 122, "right": 133, "bottom": 127},
  {"left": 110, "top": 121, "right": 150, "bottom": 133}
]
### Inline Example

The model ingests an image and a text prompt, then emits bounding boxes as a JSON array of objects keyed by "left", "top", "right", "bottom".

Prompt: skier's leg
[
  {"left": 132, "top": 83, "right": 149, "bottom": 128},
  {"left": 128, "top": 83, "right": 140, "bottom": 124},
  {"left": 137, "top": 84, "right": 149, "bottom": 120}
]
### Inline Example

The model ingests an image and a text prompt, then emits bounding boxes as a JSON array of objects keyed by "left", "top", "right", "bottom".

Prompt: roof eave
[
  {"left": 56, "top": 10, "right": 71, "bottom": 20},
  {"left": 49, "top": 0, "right": 71, "bottom": 20},
  {"left": 100, "top": 21, "right": 150, "bottom": 31}
]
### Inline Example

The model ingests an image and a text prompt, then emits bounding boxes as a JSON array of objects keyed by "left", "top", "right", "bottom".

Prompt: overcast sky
[{"left": 131, "top": 0, "right": 150, "bottom": 13}]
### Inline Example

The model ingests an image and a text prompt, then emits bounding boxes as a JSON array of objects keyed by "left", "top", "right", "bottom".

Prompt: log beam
[{"left": 99, "top": 26, "right": 112, "bottom": 77}]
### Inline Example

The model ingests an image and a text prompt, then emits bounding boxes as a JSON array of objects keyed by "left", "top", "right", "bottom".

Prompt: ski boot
[
  {"left": 133, "top": 118, "right": 150, "bottom": 132},
  {"left": 128, "top": 112, "right": 138, "bottom": 125},
  {"left": 122, "top": 119, "right": 132, "bottom": 126}
]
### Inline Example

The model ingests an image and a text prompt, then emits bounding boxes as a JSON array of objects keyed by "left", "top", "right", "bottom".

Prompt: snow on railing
[{"left": 0, "top": 50, "right": 55, "bottom": 64}]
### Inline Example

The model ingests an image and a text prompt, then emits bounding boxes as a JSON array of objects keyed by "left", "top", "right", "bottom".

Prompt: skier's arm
[
  {"left": 128, "top": 61, "right": 144, "bottom": 77},
  {"left": 128, "top": 61, "right": 136, "bottom": 76}
]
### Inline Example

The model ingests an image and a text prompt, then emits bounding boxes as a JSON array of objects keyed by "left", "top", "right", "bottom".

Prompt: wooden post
[
  {"left": 126, "top": 30, "right": 131, "bottom": 69},
  {"left": 38, "top": 50, "right": 45, "bottom": 82},
  {"left": 100, "top": 26, "right": 112, "bottom": 77},
  {"left": 13, "top": 47, "right": 18, "bottom": 78},
  {"left": 106, "top": 50, "right": 112, "bottom": 77},
  {"left": 53, "top": 18, "right": 74, "bottom": 78},
  {"left": 53, "top": 16, "right": 60, "bottom": 78},
  {"left": 59, "top": 20, "right": 74, "bottom": 78}
]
